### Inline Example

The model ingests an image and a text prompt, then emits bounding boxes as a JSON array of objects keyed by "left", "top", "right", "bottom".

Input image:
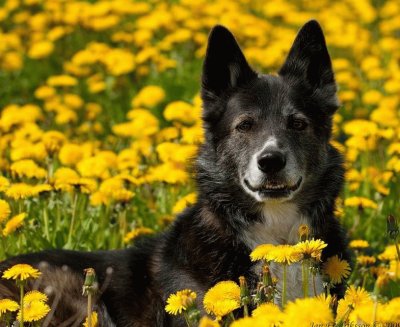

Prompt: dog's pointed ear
[
  {"left": 279, "top": 20, "right": 338, "bottom": 111},
  {"left": 201, "top": 25, "right": 257, "bottom": 102}
]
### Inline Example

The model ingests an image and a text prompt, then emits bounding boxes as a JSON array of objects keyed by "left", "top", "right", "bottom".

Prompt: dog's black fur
[{"left": 0, "top": 20, "right": 350, "bottom": 327}]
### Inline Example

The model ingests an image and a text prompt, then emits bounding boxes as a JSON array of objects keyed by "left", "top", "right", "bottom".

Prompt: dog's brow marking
[{"left": 261, "top": 137, "right": 278, "bottom": 150}]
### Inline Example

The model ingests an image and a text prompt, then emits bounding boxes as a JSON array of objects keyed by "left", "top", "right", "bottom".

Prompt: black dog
[{"left": 0, "top": 20, "right": 350, "bottom": 326}]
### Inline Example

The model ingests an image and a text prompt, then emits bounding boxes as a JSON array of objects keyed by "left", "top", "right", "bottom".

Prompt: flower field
[{"left": 0, "top": 0, "right": 400, "bottom": 325}]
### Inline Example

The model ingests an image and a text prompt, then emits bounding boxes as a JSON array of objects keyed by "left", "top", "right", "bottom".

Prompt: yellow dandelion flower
[
  {"left": 298, "top": 224, "right": 310, "bottom": 239},
  {"left": 53, "top": 167, "right": 80, "bottom": 190},
  {"left": 250, "top": 244, "right": 276, "bottom": 261},
  {"left": 165, "top": 289, "right": 197, "bottom": 315},
  {"left": 112, "top": 189, "right": 135, "bottom": 203},
  {"left": 0, "top": 298, "right": 19, "bottom": 316},
  {"left": 34, "top": 85, "right": 56, "bottom": 99},
  {"left": 347, "top": 302, "right": 385, "bottom": 325},
  {"left": 344, "top": 197, "right": 378, "bottom": 209},
  {"left": 17, "top": 300, "right": 50, "bottom": 322},
  {"left": 2, "top": 263, "right": 41, "bottom": 281},
  {"left": 315, "top": 293, "right": 332, "bottom": 305},
  {"left": 322, "top": 255, "right": 351, "bottom": 284},
  {"left": 356, "top": 255, "right": 376, "bottom": 266},
  {"left": 131, "top": 85, "right": 165, "bottom": 108},
  {"left": 203, "top": 281, "right": 240, "bottom": 319},
  {"left": 230, "top": 316, "right": 264, "bottom": 327},
  {"left": 251, "top": 302, "right": 283, "bottom": 326},
  {"left": 378, "top": 245, "right": 398, "bottom": 261},
  {"left": 124, "top": 227, "right": 154, "bottom": 243},
  {"left": 10, "top": 160, "right": 47, "bottom": 179},
  {"left": 382, "top": 298, "right": 400, "bottom": 322},
  {"left": 5, "top": 183, "right": 34, "bottom": 200},
  {"left": 349, "top": 239, "right": 369, "bottom": 249},
  {"left": 198, "top": 316, "right": 219, "bottom": 327},
  {"left": 42, "top": 130, "right": 66, "bottom": 153},
  {"left": 0, "top": 176, "right": 10, "bottom": 192},
  {"left": 164, "top": 101, "right": 198, "bottom": 124},
  {"left": 83, "top": 311, "right": 98, "bottom": 327},
  {"left": 344, "top": 286, "right": 371, "bottom": 306},
  {"left": 376, "top": 271, "right": 392, "bottom": 288},
  {"left": 0, "top": 199, "right": 11, "bottom": 223},
  {"left": 389, "top": 260, "right": 400, "bottom": 279},
  {"left": 295, "top": 239, "right": 327, "bottom": 261},
  {"left": 172, "top": 193, "right": 197, "bottom": 214},
  {"left": 283, "top": 297, "right": 334, "bottom": 327},
  {"left": 90, "top": 191, "right": 110, "bottom": 206},
  {"left": 47, "top": 74, "right": 77, "bottom": 87},
  {"left": 24, "top": 290, "right": 48, "bottom": 303},
  {"left": 28, "top": 40, "right": 54, "bottom": 59},
  {"left": 2, "top": 212, "right": 27, "bottom": 236},
  {"left": 32, "top": 184, "right": 53, "bottom": 196},
  {"left": 252, "top": 302, "right": 282, "bottom": 318},
  {"left": 337, "top": 286, "right": 372, "bottom": 320},
  {"left": 266, "top": 245, "right": 302, "bottom": 265}
]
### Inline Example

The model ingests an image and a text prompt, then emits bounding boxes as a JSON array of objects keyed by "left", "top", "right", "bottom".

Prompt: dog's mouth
[{"left": 244, "top": 177, "right": 302, "bottom": 198}]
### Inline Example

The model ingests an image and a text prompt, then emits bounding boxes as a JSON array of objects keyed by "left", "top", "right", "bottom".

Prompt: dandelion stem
[
  {"left": 119, "top": 209, "right": 127, "bottom": 248},
  {"left": 394, "top": 240, "right": 400, "bottom": 262},
  {"left": 362, "top": 274, "right": 368, "bottom": 289},
  {"left": 0, "top": 236, "right": 6, "bottom": 259},
  {"left": 336, "top": 305, "right": 353, "bottom": 327},
  {"left": 183, "top": 312, "right": 192, "bottom": 327},
  {"left": 372, "top": 281, "right": 380, "bottom": 325},
  {"left": 312, "top": 273, "right": 317, "bottom": 296},
  {"left": 243, "top": 304, "right": 249, "bottom": 317},
  {"left": 372, "top": 298, "right": 378, "bottom": 325},
  {"left": 19, "top": 282, "right": 24, "bottom": 327},
  {"left": 282, "top": 264, "right": 287, "bottom": 308},
  {"left": 87, "top": 292, "right": 92, "bottom": 327},
  {"left": 43, "top": 207, "right": 50, "bottom": 241},
  {"left": 67, "top": 192, "right": 79, "bottom": 247},
  {"left": 302, "top": 259, "right": 309, "bottom": 297}
]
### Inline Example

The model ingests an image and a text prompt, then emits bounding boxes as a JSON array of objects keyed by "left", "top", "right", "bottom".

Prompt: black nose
[{"left": 257, "top": 151, "right": 286, "bottom": 174}]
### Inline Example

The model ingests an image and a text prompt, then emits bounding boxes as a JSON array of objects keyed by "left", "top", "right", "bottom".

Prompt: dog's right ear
[{"left": 201, "top": 26, "right": 257, "bottom": 115}]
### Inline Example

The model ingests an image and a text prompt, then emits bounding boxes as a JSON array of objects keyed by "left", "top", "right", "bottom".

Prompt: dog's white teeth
[{"left": 266, "top": 184, "right": 285, "bottom": 189}]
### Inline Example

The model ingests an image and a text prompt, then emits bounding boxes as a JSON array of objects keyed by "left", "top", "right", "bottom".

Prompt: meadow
[{"left": 0, "top": 0, "right": 400, "bottom": 326}]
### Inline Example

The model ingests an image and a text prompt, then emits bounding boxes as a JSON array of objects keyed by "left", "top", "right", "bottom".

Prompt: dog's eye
[
  {"left": 236, "top": 119, "right": 254, "bottom": 132},
  {"left": 288, "top": 117, "right": 308, "bottom": 131}
]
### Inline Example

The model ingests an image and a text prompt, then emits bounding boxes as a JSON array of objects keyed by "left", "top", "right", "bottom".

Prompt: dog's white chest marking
[
  {"left": 242, "top": 202, "right": 324, "bottom": 302},
  {"left": 243, "top": 202, "right": 301, "bottom": 248}
]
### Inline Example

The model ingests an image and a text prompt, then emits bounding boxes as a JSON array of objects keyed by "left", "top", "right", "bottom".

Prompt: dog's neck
[{"left": 241, "top": 202, "right": 307, "bottom": 250}]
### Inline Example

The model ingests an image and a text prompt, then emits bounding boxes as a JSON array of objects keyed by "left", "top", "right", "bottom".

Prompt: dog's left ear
[{"left": 279, "top": 20, "right": 338, "bottom": 112}]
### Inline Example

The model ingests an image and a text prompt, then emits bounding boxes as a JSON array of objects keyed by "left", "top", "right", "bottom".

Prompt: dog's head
[{"left": 200, "top": 20, "right": 339, "bottom": 204}]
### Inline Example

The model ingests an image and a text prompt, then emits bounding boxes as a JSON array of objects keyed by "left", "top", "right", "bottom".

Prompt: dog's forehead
[{"left": 228, "top": 74, "right": 295, "bottom": 116}]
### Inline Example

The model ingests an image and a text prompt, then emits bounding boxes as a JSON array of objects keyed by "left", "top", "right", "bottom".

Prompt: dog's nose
[{"left": 257, "top": 151, "right": 286, "bottom": 174}]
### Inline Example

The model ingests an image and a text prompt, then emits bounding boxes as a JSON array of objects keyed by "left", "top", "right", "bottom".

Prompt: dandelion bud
[
  {"left": 329, "top": 294, "right": 338, "bottom": 313},
  {"left": 376, "top": 272, "right": 390, "bottom": 288},
  {"left": 239, "top": 276, "right": 250, "bottom": 310},
  {"left": 239, "top": 277, "right": 251, "bottom": 316},
  {"left": 262, "top": 264, "right": 273, "bottom": 287},
  {"left": 298, "top": 224, "right": 310, "bottom": 241},
  {"left": 387, "top": 214, "right": 399, "bottom": 240},
  {"left": 82, "top": 268, "right": 98, "bottom": 296}
]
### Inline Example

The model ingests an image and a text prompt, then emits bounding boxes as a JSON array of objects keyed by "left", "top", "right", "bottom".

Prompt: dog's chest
[
  {"left": 242, "top": 202, "right": 305, "bottom": 248},
  {"left": 241, "top": 203, "right": 323, "bottom": 302}
]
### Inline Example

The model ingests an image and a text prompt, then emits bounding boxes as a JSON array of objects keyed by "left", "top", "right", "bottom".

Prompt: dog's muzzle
[{"left": 244, "top": 176, "right": 302, "bottom": 199}]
